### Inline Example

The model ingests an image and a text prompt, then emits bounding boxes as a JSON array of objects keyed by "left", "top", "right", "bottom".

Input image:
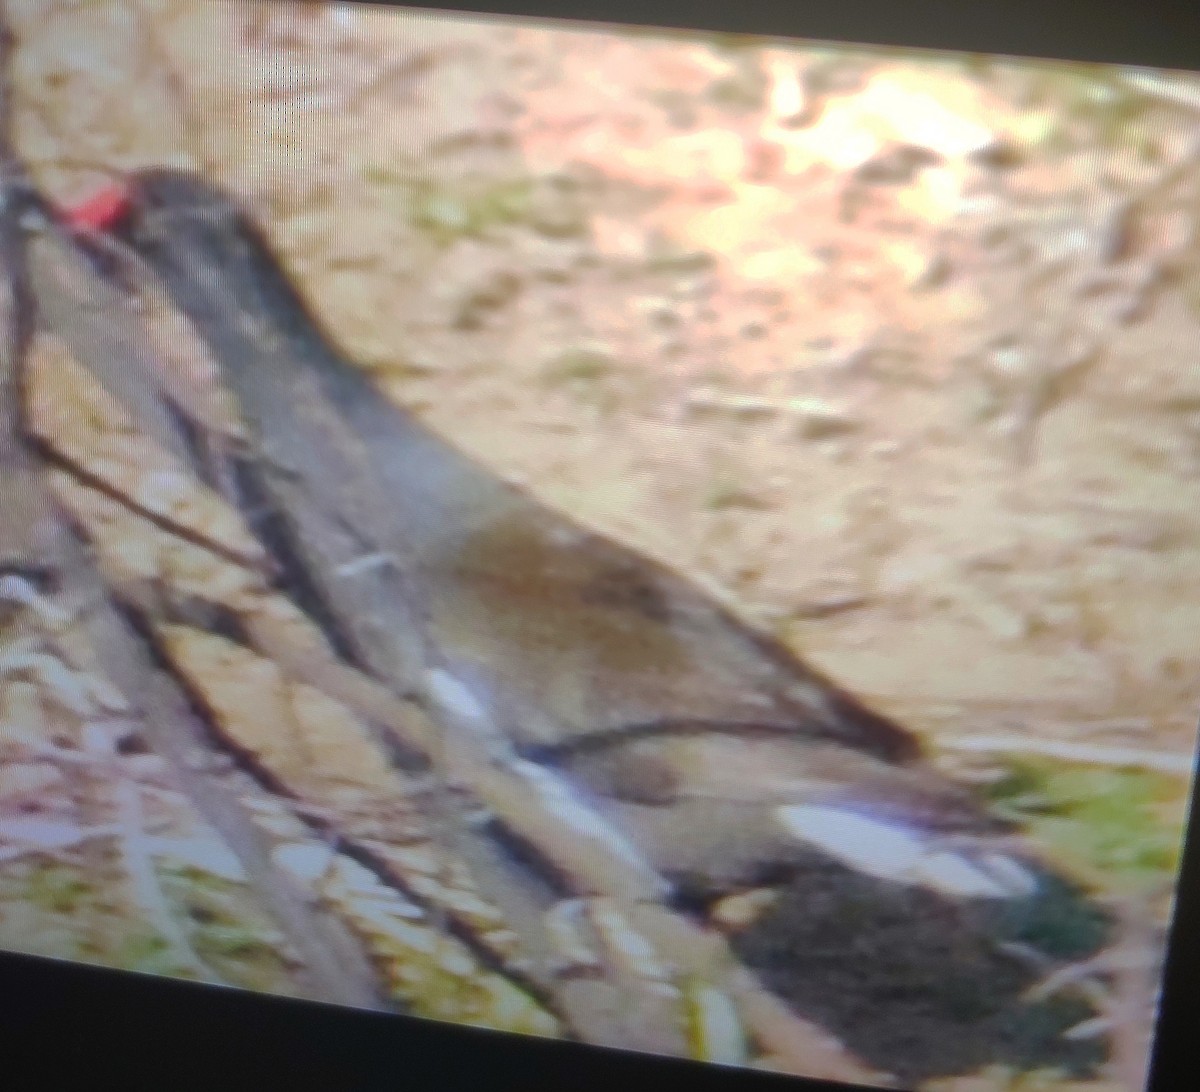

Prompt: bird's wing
[
  {"left": 308, "top": 342, "right": 920, "bottom": 762},
  {"left": 420, "top": 502, "right": 914, "bottom": 759}
]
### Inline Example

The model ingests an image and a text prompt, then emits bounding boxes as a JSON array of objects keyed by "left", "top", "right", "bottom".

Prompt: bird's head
[
  {"left": 61, "top": 170, "right": 321, "bottom": 349},
  {"left": 64, "top": 169, "right": 246, "bottom": 243}
]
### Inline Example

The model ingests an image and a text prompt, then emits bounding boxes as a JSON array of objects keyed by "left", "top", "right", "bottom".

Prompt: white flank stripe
[
  {"left": 775, "top": 805, "right": 926, "bottom": 881},
  {"left": 914, "top": 851, "right": 1009, "bottom": 899},
  {"left": 776, "top": 805, "right": 1032, "bottom": 900}
]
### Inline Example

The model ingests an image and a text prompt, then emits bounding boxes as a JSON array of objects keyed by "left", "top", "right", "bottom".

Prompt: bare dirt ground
[{"left": 3, "top": 0, "right": 1199, "bottom": 1085}]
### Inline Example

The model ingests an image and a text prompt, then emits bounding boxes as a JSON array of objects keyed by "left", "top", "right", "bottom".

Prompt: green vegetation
[
  {"left": 1010, "top": 64, "right": 1165, "bottom": 161},
  {"left": 26, "top": 862, "right": 92, "bottom": 914},
  {"left": 708, "top": 66, "right": 769, "bottom": 114},
  {"left": 704, "top": 471, "right": 765, "bottom": 510},
  {"left": 114, "top": 931, "right": 192, "bottom": 978},
  {"left": 402, "top": 173, "right": 589, "bottom": 246},
  {"left": 408, "top": 178, "right": 530, "bottom": 243},
  {"left": 163, "top": 866, "right": 298, "bottom": 991},
  {"left": 643, "top": 237, "right": 715, "bottom": 276},
  {"left": 540, "top": 346, "right": 616, "bottom": 385},
  {"left": 539, "top": 346, "right": 627, "bottom": 416},
  {"left": 987, "top": 758, "right": 1186, "bottom": 896}
]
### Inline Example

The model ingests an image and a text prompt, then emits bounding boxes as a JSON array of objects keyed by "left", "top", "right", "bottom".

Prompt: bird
[{"left": 63, "top": 169, "right": 1113, "bottom": 1082}]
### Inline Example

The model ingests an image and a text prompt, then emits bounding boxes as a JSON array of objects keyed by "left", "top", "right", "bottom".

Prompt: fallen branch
[{"left": 0, "top": 1, "right": 390, "bottom": 1014}]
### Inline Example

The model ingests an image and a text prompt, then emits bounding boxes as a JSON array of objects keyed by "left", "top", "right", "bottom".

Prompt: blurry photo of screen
[{"left": 0, "top": 3, "right": 1197, "bottom": 1090}]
